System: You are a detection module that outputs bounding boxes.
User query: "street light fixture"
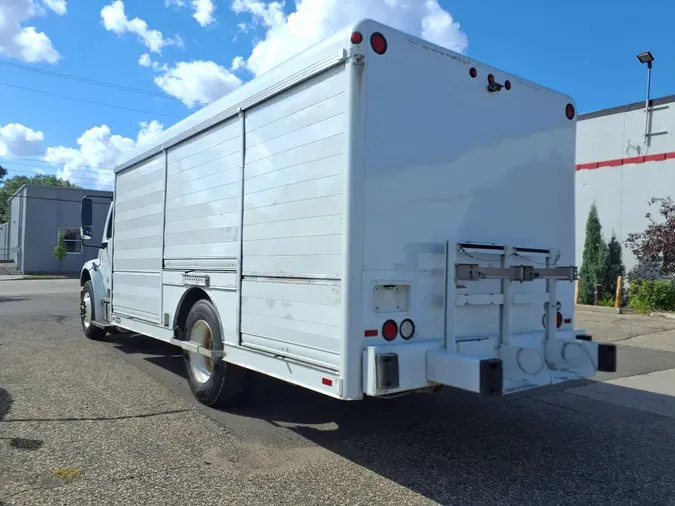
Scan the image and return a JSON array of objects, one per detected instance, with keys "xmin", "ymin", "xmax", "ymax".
[
  {"xmin": 637, "ymin": 51, "xmax": 654, "ymax": 67},
  {"xmin": 637, "ymin": 51, "xmax": 655, "ymax": 142}
]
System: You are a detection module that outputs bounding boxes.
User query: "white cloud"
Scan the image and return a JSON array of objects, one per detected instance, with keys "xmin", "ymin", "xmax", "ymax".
[
  {"xmin": 193, "ymin": 0, "xmax": 215, "ymax": 26},
  {"xmin": 43, "ymin": 121, "xmax": 164, "ymax": 189},
  {"xmin": 42, "ymin": 0, "xmax": 67, "ymax": 15},
  {"xmin": 101, "ymin": 0, "xmax": 183, "ymax": 53},
  {"xmin": 0, "ymin": 0, "xmax": 61, "ymax": 63},
  {"xmin": 138, "ymin": 52, "xmax": 169, "ymax": 71},
  {"xmin": 136, "ymin": 120, "xmax": 165, "ymax": 145},
  {"xmin": 166, "ymin": 0, "xmax": 216, "ymax": 27},
  {"xmin": 0, "ymin": 123, "xmax": 45, "ymax": 158},
  {"xmin": 138, "ymin": 53, "xmax": 152, "ymax": 67},
  {"xmin": 231, "ymin": 55, "xmax": 245, "ymax": 70},
  {"xmin": 154, "ymin": 60, "xmax": 242, "ymax": 108},
  {"xmin": 232, "ymin": 0, "xmax": 468, "ymax": 76}
]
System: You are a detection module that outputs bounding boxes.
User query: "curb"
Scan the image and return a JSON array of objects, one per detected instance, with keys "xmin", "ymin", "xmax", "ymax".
[
  {"xmin": 650, "ymin": 312, "xmax": 675, "ymax": 320},
  {"xmin": 0, "ymin": 275, "xmax": 77, "ymax": 282},
  {"xmin": 575, "ymin": 304, "xmax": 622, "ymax": 314}
]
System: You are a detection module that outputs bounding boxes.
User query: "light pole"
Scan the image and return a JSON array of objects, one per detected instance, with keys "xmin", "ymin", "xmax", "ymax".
[{"xmin": 637, "ymin": 51, "xmax": 655, "ymax": 143}]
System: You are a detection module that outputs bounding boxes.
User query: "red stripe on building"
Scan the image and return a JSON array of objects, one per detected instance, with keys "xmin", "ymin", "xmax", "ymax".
[{"xmin": 576, "ymin": 151, "xmax": 675, "ymax": 171}]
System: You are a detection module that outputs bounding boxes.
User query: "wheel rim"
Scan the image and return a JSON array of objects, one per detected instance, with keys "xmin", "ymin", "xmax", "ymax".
[
  {"xmin": 81, "ymin": 291, "xmax": 92, "ymax": 329},
  {"xmin": 189, "ymin": 319, "xmax": 214, "ymax": 384}
]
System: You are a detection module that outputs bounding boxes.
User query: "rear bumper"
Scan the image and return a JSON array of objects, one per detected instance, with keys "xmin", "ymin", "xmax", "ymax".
[{"xmin": 362, "ymin": 332, "xmax": 617, "ymax": 397}]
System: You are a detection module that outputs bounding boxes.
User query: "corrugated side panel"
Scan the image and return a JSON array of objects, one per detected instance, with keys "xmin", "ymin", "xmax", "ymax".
[
  {"xmin": 241, "ymin": 279, "xmax": 342, "ymax": 369},
  {"xmin": 240, "ymin": 64, "xmax": 347, "ymax": 370},
  {"xmin": 113, "ymin": 154, "xmax": 165, "ymax": 321},
  {"xmin": 164, "ymin": 117, "xmax": 241, "ymax": 262}
]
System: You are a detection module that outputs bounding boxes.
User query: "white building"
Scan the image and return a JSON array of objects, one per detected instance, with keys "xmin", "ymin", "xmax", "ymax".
[{"xmin": 575, "ymin": 94, "xmax": 675, "ymax": 274}]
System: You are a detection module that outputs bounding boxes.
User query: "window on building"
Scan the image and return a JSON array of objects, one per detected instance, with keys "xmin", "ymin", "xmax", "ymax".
[{"xmin": 57, "ymin": 227, "xmax": 82, "ymax": 254}]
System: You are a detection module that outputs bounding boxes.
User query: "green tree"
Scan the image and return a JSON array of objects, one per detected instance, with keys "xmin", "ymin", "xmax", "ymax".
[
  {"xmin": 602, "ymin": 232, "xmax": 625, "ymax": 296},
  {"xmin": 579, "ymin": 203, "xmax": 608, "ymax": 304},
  {"xmin": 0, "ymin": 164, "xmax": 6, "ymax": 182},
  {"xmin": 0, "ymin": 174, "xmax": 79, "ymax": 223},
  {"xmin": 54, "ymin": 233, "xmax": 68, "ymax": 272}
]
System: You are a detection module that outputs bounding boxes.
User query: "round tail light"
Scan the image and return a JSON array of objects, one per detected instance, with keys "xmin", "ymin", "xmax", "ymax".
[
  {"xmin": 469, "ymin": 67, "xmax": 477, "ymax": 78},
  {"xmin": 370, "ymin": 32, "xmax": 387, "ymax": 55},
  {"xmin": 382, "ymin": 319, "xmax": 398, "ymax": 341},
  {"xmin": 566, "ymin": 103, "xmax": 575, "ymax": 120},
  {"xmin": 351, "ymin": 31, "xmax": 363, "ymax": 44},
  {"xmin": 556, "ymin": 311, "xmax": 563, "ymax": 328},
  {"xmin": 400, "ymin": 319, "xmax": 415, "ymax": 340}
]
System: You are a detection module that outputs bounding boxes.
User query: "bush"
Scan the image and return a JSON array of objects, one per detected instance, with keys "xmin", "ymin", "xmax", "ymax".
[
  {"xmin": 626, "ymin": 262, "xmax": 662, "ymax": 282},
  {"xmin": 628, "ymin": 279, "xmax": 675, "ymax": 312},
  {"xmin": 625, "ymin": 196, "xmax": 675, "ymax": 277}
]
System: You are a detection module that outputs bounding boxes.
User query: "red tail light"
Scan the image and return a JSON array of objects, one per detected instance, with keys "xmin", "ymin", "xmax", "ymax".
[
  {"xmin": 556, "ymin": 311, "xmax": 563, "ymax": 328},
  {"xmin": 370, "ymin": 32, "xmax": 387, "ymax": 55},
  {"xmin": 351, "ymin": 31, "xmax": 363, "ymax": 44},
  {"xmin": 382, "ymin": 319, "xmax": 398, "ymax": 341}
]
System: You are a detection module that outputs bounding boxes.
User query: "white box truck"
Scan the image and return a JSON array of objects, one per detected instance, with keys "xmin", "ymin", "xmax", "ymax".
[{"xmin": 78, "ymin": 19, "xmax": 616, "ymax": 407}]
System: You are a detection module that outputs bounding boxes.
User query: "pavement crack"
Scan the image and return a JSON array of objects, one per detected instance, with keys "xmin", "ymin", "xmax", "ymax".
[
  {"xmin": 615, "ymin": 327, "xmax": 675, "ymax": 343},
  {"xmin": 533, "ymin": 397, "xmax": 582, "ymax": 413},
  {"xmin": 0, "ymin": 408, "xmax": 191, "ymax": 423}
]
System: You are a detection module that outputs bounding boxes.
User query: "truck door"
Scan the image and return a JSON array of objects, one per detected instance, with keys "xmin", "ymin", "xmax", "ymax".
[{"xmin": 100, "ymin": 203, "xmax": 113, "ymax": 295}]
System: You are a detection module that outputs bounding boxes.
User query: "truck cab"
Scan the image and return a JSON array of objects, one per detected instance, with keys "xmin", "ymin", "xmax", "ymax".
[{"xmin": 79, "ymin": 198, "xmax": 114, "ymax": 340}]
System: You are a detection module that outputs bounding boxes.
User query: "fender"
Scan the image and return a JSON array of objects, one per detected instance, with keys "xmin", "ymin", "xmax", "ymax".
[{"xmin": 80, "ymin": 259, "xmax": 108, "ymax": 321}]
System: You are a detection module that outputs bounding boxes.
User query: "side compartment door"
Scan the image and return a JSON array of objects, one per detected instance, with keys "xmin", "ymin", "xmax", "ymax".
[
  {"xmin": 239, "ymin": 63, "xmax": 348, "ymax": 371},
  {"xmin": 112, "ymin": 154, "xmax": 166, "ymax": 323}
]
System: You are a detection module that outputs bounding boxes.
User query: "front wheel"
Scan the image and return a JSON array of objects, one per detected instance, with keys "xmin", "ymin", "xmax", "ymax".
[
  {"xmin": 183, "ymin": 299, "xmax": 246, "ymax": 407},
  {"xmin": 80, "ymin": 281, "xmax": 106, "ymax": 341}
]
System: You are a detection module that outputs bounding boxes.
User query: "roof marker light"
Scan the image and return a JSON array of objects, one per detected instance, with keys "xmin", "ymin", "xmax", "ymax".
[
  {"xmin": 351, "ymin": 31, "xmax": 363, "ymax": 44},
  {"xmin": 566, "ymin": 103, "xmax": 575, "ymax": 120},
  {"xmin": 370, "ymin": 32, "xmax": 387, "ymax": 55},
  {"xmin": 469, "ymin": 67, "xmax": 477, "ymax": 78}
]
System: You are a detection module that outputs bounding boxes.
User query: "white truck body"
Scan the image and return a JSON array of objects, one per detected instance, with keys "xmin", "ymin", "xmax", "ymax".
[{"xmin": 79, "ymin": 19, "xmax": 616, "ymax": 404}]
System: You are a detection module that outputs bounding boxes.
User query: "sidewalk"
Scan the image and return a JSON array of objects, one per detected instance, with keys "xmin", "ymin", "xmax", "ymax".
[
  {"xmin": 0, "ymin": 274, "xmax": 78, "ymax": 281},
  {"xmin": 564, "ymin": 368, "xmax": 675, "ymax": 419}
]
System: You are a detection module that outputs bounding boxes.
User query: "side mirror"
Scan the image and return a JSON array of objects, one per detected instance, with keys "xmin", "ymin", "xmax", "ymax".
[
  {"xmin": 80, "ymin": 226, "xmax": 92, "ymax": 241},
  {"xmin": 81, "ymin": 197, "xmax": 93, "ymax": 227}
]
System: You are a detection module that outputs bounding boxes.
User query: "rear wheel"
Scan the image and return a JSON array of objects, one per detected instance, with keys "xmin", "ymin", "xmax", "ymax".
[
  {"xmin": 183, "ymin": 299, "xmax": 246, "ymax": 407},
  {"xmin": 80, "ymin": 281, "xmax": 106, "ymax": 341}
]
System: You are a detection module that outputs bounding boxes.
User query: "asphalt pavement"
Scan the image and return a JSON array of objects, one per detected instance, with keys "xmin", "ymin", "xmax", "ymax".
[{"xmin": 2, "ymin": 280, "xmax": 675, "ymax": 505}]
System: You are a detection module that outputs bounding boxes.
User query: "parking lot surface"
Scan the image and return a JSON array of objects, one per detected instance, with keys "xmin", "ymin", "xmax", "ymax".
[{"xmin": 2, "ymin": 279, "xmax": 675, "ymax": 505}]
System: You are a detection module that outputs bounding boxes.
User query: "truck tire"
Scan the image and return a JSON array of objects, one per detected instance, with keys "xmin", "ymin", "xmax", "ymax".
[
  {"xmin": 80, "ymin": 281, "xmax": 106, "ymax": 341},
  {"xmin": 183, "ymin": 299, "xmax": 246, "ymax": 407}
]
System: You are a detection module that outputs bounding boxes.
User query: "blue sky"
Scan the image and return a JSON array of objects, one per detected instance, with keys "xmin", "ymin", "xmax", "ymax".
[{"xmin": 0, "ymin": 0, "xmax": 673, "ymax": 190}]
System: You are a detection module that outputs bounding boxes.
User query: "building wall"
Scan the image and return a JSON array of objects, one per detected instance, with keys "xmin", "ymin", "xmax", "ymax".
[
  {"xmin": 7, "ymin": 186, "xmax": 26, "ymax": 269},
  {"xmin": 575, "ymin": 96, "xmax": 675, "ymax": 274},
  {"xmin": 0, "ymin": 223, "xmax": 7, "ymax": 258},
  {"xmin": 18, "ymin": 186, "xmax": 112, "ymax": 274}
]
